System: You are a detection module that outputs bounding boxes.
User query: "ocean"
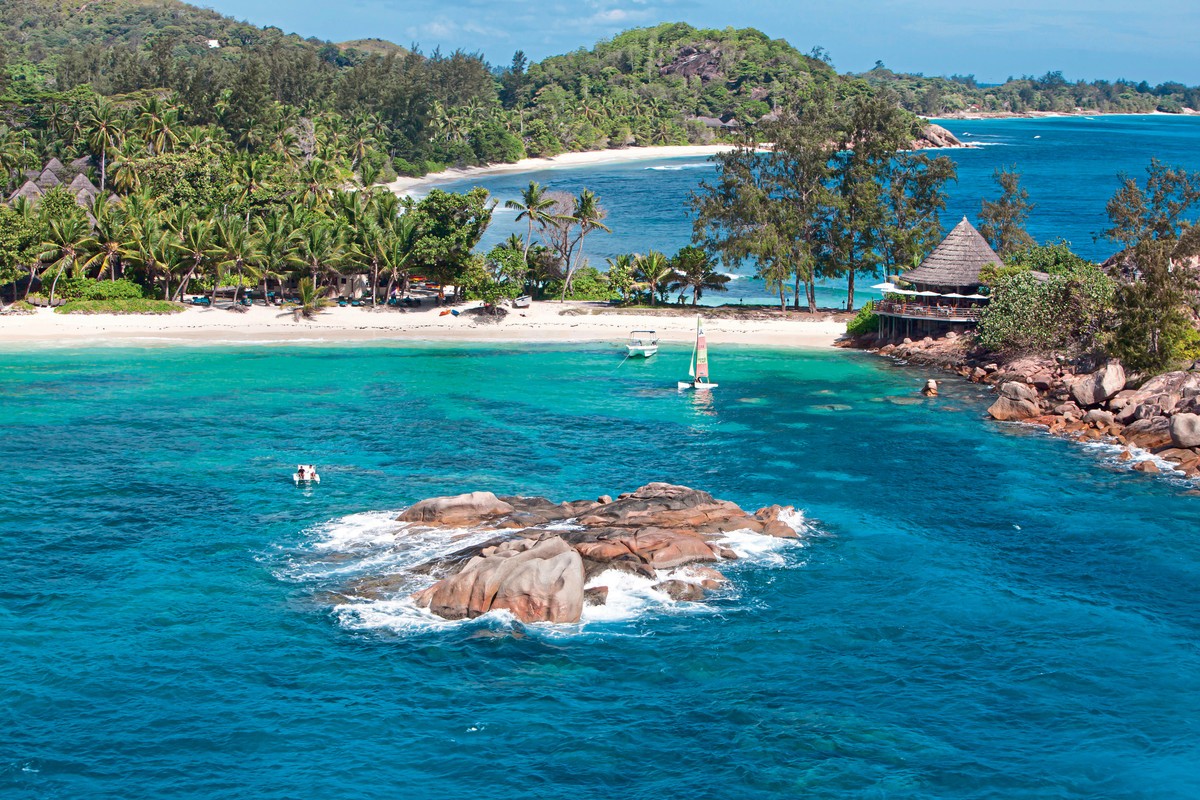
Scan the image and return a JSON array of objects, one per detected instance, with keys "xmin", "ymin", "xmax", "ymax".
[
  {"xmin": 3, "ymin": 342, "xmax": 1199, "ymax": 799},
  {"xmin": 439, "ymin": 115, "xmax": 1200, "ymax": 308}
]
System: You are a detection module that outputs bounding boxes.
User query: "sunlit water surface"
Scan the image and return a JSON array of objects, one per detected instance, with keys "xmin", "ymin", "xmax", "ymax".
[{"xmin": 3, "ymin": 343, "xmax": 1199, "ymax": 798}]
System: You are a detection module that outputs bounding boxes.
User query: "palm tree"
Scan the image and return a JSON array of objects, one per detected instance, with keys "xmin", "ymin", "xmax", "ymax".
[
  {"xmin": 108, "ymin": 139, "xmax": 144, "ymax": 194},
  {"xmin": 229, "ymin": 154, "xmax": 270, "ymax": 208},
  {"xmin": 38, "ymin": 216, "xmax": 94, "ymax": 305},
  {"xmin": 635, "ymin": 250, "xmax": 675, "ymax": 306},
  {"xmin": 561, "ymin": 189, "xmax": 610, "ymax": 301},
  {"xmin": 253, "ymin": 212, "xmax": 298, "ymax": 304},
  {"xmin": 172, "ymin": 218, "xmax": 218, "ymax": 300},
  {"xmin": 80, "ymin": 196, "xmax": 132, "ymax": 281},
  {"xmin": 504, "ymin": 181, "xmax": 555, "ymax": 264},
  {"xmin": 382, "ymin": 213, "xmax": 419, "ymax": 302},
  {"xmin": 137, "ymin": 96, "xmax": 180, "ymax": 155},
  {"xmin": 669, "ymin": 246, "xmax": 730, "ymax": 306},
  {"xmin": 85, "ymin": 99, "xmax": 122, "ymax": 192},
  {"xmin": 291, "ymin": 220, "xmax": 343, "ymax": 290},
  {"xmin": 214, "ymin": 218, "xmax": 263, "ymax": 306}
]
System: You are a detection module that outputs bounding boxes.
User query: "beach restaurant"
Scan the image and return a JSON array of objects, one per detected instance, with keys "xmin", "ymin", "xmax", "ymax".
[{"xmin": 874, "ymin": 217, "xmax": 1002, "ymax": 339}]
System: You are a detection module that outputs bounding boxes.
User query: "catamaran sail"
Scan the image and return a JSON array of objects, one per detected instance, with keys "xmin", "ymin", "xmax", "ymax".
[{"xmin": 679, "ymin": 316, "xmax": 718, "ymax": 390}]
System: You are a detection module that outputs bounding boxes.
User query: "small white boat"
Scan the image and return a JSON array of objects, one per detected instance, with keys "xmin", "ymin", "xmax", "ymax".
[
  {"xmin": 293, "ymin": 464, "xmax": 320, "ymax": 484},
  {"xmin": 627, "ymin": 330, "xmax": 659, "ymax": 358},
  {"xmin": 512, "ymin": 295, "xmax": 531, "ymax": 308},
  {"xmin": 678, "ymin": 316, "xmax": 718, "ymax": 390}
]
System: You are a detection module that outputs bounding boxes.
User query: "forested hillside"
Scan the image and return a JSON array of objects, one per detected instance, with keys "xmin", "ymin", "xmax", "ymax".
[{"xmin": 858, "ymin": 64, "xmax": 1200, "ymax": 116}]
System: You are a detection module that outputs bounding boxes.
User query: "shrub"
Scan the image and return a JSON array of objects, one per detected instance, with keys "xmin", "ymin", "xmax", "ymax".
[
  {"xmin": 846, "ymin": 300, "xmax": 879, "ymax": 335},
  {"xmin": 978, "ymin": 266, "xmax": 1114, "ymax": 354},
  {"xmin": 57, "ymin": 277, "xmax": 144, "ymax": 301},
  {"xmin": 55, "ymin": 299, "xmax": 185, "ymax": 315},
  {"xmin": 546, "ymin": 266, "xmax": 615, "ymax": 301}
]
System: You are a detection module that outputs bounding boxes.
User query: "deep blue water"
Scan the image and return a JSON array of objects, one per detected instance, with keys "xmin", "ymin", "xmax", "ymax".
[
  {"xmin": 440, "ymin": 115, "xmax": 1200, "ymax": 308},
  {"xmin": 3, "ymin": 343, "xmax": 1199, "ymax": 798}
]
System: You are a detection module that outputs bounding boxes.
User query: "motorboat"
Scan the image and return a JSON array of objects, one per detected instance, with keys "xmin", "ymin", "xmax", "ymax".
[
  {"xmin": 293, "ymin": 464, "xmax": 320, "ymax": 484},
  {"xmin": 627, "ymin": 330, "xmax": 659, "ymax": 357},
  {"xmin": 512, "ymin": 295, "xmax": 532, "ymax": 308}
]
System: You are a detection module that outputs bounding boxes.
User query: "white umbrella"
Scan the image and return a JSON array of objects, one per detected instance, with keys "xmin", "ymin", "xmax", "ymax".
[
  {"xmin": 871, "ymin": 282, "xmax": 897, "ymax": 291},
  {"xmin": 890, "ymin": 288, "xmax": 918, "ymax": 296},
  {"xmin": 965, "ymin": 293, "xmax": 989, "ymax": 300},
  {"xmin": 916, "ymin": 290, "xmax": 941, "ymax": 297},
  {"xmin": 941, "ymin": 292, "xmax": 967, "ymax": 299}
]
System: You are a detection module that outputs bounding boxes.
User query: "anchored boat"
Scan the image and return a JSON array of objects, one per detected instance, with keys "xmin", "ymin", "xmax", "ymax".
[
  {"xmin": 626, "ymin": 330, "xmax": 659, "ymax": 358},
  {"xmin": 677, "ymin": 316, "xmax": 718, "ymax": 390}
]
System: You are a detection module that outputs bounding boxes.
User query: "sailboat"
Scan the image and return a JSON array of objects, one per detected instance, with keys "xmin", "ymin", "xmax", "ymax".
[{"xmin": 678, "ymin": 315, "xmax": 718, "ymax": 390}]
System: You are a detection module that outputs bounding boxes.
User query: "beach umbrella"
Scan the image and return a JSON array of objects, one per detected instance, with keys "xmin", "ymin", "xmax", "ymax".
[
  {"xmin": 941, "ymin": 292, "xmax": 968, "ymax": 298},
  {"xmin": 890, "ymin": 288, "xmax": 918, "ymax": 296},
  {"xmin": 964, "ymin": 293, "xmax": 989, "ymax": 300},
  {"xmin": 871, "ymin": 282, "xmax": 897, "ymax": 291},
  {"xmin": 916, "ymin": 290, "xmax": 941, "ymax": 297}
]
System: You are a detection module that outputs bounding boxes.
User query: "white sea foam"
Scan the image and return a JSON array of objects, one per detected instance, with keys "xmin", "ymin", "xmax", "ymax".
[
  {"xmin": 645, "ymin": 162, "xmax": 709, "ymax": 171},
  {"xmin": 281, "ymin": 505, "xmax": 812, "ymax": 636},
  {"xmin": 1080, "ymin": 439, "xmax": 1190, "ymax": 481}
]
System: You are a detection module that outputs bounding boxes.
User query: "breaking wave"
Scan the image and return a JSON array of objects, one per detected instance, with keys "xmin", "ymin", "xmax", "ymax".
[{"xmin": 276, "ymin": 506, "xmax": 814, "ymax": 637}]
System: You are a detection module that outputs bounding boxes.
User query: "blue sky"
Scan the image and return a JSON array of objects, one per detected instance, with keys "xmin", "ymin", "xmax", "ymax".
[{"xmin": 200, "ymin": 0, "xmax": 1200, "ymax": 84}]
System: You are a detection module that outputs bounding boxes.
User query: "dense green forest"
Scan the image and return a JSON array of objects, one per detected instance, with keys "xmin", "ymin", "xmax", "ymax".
[{"xmin": 858, "ymin": 63, "xmax": 1200, "ymax": 116}]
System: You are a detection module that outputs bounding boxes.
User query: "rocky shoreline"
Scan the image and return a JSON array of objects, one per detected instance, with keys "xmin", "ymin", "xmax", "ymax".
[
  {"xmin": 843, "ymin": 332, "xmax": 1200, "ymax": 481},
  {"xmin": 345, "ymin": 483, "xmax": 803, "ymax": 624}
]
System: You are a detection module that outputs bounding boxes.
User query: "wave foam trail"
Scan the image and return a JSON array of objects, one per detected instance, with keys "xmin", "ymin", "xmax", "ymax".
[{"xmin": 645, "ymin": 162, "xmax": 708, "ymax": 171}]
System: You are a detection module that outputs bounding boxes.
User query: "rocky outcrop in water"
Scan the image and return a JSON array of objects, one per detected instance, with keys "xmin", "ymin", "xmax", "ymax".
[{"xmin": 393, "ymin": 483, "xmax": 801, "ymax": 624}]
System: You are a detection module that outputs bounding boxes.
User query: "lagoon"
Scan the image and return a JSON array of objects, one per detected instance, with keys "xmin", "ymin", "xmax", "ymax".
[{"xmin": 3, "ymin": 342, "xmax": 1199, "ymax": 798}]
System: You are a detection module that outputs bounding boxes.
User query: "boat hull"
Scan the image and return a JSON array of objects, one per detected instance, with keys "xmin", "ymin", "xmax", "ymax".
[
  {"xmin": 293, "ymin": 475, "xmax": 321, "ymax": 484},
  {"xmin": 627, "ymin": 345, "xmax": 658, "ymax": 358},
  {"xmin": 677, "ymin": 381, "xmax": 718, "ymax": 390}
]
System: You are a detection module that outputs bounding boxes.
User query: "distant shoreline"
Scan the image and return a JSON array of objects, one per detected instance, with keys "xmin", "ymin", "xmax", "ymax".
[
  {"xmin": 932, "ymin": 109, "xmax": 1200, "ymax": 121},
  {"xmin": 384, "ymin": 145, "xmax": 736, "ymax": 197}
]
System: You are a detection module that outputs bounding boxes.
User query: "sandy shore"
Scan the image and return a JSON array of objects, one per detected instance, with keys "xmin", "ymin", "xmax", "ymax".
[
  {"xmin": 384, "ymin": 145, "xmax": 735, "ymax": 197},
  {"xmin": 0, "ymin": 301, "xmax": 847, "ymax": 349}
]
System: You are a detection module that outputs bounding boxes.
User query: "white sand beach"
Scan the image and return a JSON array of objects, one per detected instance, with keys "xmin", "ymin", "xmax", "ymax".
[
  {"xmin": 384, "ymin": 145, "xmax": 737, "ymax": 197},
  {"xmin": 0, "ymin": 301, "xmax": 847, "ymax": 349}
]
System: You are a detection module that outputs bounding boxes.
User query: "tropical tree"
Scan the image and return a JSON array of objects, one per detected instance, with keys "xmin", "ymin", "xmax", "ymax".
[
  {"xmin": 504, "ymin": 181, "xmax": 557, "ymax": 264},
  {"xmin": 979, "ymin": 167, "xmax": 1036, "ymax": 256},
  {"xmin": 563, "ymin": 188, "xmax": 610, "ymax": 300},
  {"xmin": 172, "ymin": 217, "xmax": 218, "ymax": 300},
  {"xmin": 80, "ymin": 196, "xmax": 132, "ymax": 281},
  {"xmin": 214, "ymin": 218, "xmax": 263, "ymax": 305},
  {"xmin": 38, "ymin": 216, "xmax": 94, "ymax": 305},
  {"xmin": 635, "ymin": 250, "xmax": 675, "ymax": 305},
  {"xmin": 85, "ymin": 99, "xmax": 122, "ymax": 193},
  {"xmin": 669, "ymin": 246, "xmax": 730, "ymax": 305},
  {"xmin": 291, "ymin": 220, "xmax": 343, "ymax": 289}
]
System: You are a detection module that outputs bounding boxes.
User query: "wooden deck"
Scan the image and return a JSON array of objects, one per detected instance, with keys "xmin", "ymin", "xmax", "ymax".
[{"xmin": 874, "ymin": 300, "xmax": 983, "ymax": 323}]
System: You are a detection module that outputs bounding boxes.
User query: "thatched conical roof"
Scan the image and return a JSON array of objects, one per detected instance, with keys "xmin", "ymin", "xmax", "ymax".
[
  {"xmin": 36, "ymin": 168, "xmax": 62, "ymax": 189},
  {"xmin": 69, "ymin": 173, "xmax": 99, "ymax": 196},
  {"xmin": 9, "ymin": 180, "xmax": 44, "ymax": 204},
  {"xmin": 44, "ymin": 157, "xmax": 68, "ymax": 177},
  {"xmin": 902, "ymin": 217, "xmax": 1003, "ymax": 289}
]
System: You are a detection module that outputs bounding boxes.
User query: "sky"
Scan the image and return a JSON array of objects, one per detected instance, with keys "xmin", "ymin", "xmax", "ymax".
[{"xmin": 198, "ymin": 0, "xmax": 1200, "ymax": 84}]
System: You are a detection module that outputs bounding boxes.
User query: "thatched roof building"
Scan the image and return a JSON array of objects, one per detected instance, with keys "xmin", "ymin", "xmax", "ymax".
[
  {"xmin": 43, "ymin": 157, "xmax": 68, "ymax": 177},
  {"xmin": 36, "ymin": 168, "xmax": 62, "ymax": 189},
  {"xmin": 68, "ymin": 173, "xmax": 100, "ymax": 197},
  {"xmin": 8, "ymin": 180, "xmax": 44, "ymax": 204},
  {"xmin": 901, "ymin": 217, "xmax": 1003, "ymax": 291}
]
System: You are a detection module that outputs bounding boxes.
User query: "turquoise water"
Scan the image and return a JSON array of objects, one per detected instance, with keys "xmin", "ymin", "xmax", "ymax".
[
  {"xmin": 443, "ymin": 115, "xmax": 1200, "ymax": 308},
  {"xmin": 4, "ymin": 343, "xmax": 1200, "ymax": 798}
]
